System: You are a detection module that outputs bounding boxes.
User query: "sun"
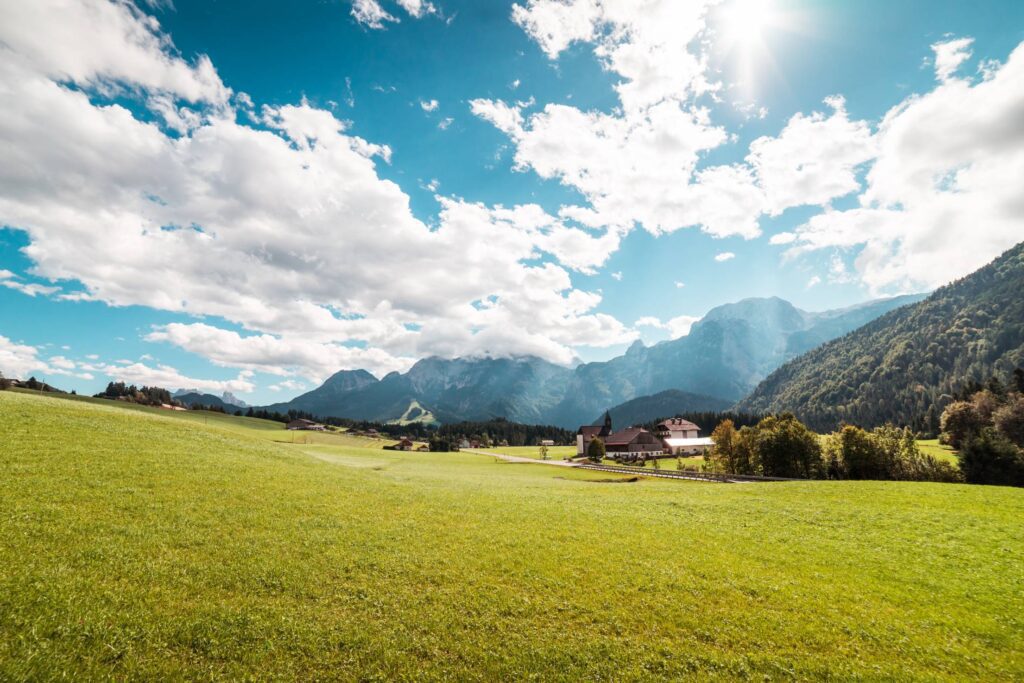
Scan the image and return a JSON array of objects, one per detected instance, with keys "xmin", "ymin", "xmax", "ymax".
[{"xmin": 712, "ymin": 0, "xmax": 802, "ymax": 97}]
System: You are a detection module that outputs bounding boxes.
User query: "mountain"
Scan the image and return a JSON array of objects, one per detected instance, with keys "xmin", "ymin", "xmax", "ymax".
[
  {"xmin": 264, "ymin": 294, "xmax": 923, "ymax": 428},
  {"xmin": 598, "ymin": 390, "xmax": 733, "ymax": 428},
  {"xmin": 543, "ymin": 293, "xmax": 925, "ymax": 427},
  {"xmin": 174, "ymin": 388, "xmax": 248, "ymax": 408},
  {"xmin": 738, "ymin": 242, "xmax": 1024, "ymax": 433},
  {"xmin": 175, "ymin": 392, "xmax": 242, "ymax": 412},
  {"xmin": 265, "ymin": 358, "xmax": 572, "ymax": 424}
]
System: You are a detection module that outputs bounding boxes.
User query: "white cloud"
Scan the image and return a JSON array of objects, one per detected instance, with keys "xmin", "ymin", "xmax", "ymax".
[
  {"xmin": 610, "ymin": 271, "xmax": 622, "ymax": 281},
  {"xmin": 0, "ymin": 335, "xmax": 47, "ymax": 378},
  {"xmin": 0, "ymin": 271, "xmax": 61, "ymax": 297},
  {"xmin": 747, "ymin": 96, "xmax": 875, "ymax": 215},
  {"xmin": 674, "ymin": 281, "xmax": 685, "ymax": 288},
  {"xmin": 714, "ymin": 252, "xmax": 735, "ymax": 262},
  {"xmin": 783, "ymin": 42, "xmax": 1024, "ymax": 293},
  {"xmin": 101, "ymin": 361, "xmax": 255, "ymax": 394},
  {"xmin": 635, "ymin": 314, "xmax": 701, "ymax": 339},
  {"xmin": 396, "ymin": 0, "xmax": 436, "ymax": 19},
  {"xmin": 351, "ymin": 0, "xmax": 397, "ymax": 29},
  {"xmin": 437, "ymin": 117, "xmax": 453, "ymax": 130},
  {"xmin": 420, "ymin": 98, "xmax": 439, "ymax": 112},
  {"xmin": 146, "ymin": 322, "xmax": 414, "ymax": 383},
  {"xmin": 806, "ymin": 275, "xmax": 821, "ymax": 289},
  {"xmin": 0, "ymin": 1, "xmax": 634, "ymax": 379},
  {"xmin": 932, "ymin": 36, "xmax": 973, "ymax": 83}
]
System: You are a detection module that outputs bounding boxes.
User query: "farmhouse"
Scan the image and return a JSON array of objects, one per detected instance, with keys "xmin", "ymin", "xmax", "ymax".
[
  {"xmin": 286, "ymin": 418, "xmax": 326, "ymax": 431},
  {"xmin": 603, "ymin": 427, "xmax": 666, "ymax": 458},
  {"xmin": 576, "ymin": 411, "xmax": 613, "ymax": 456},
  {"xmin": 386, "ymin": 438, "xmax": 415, "ymax": 451},
  {"xmin": 655, "ymin": 418, "xmax": 712, "ymax": 455}
]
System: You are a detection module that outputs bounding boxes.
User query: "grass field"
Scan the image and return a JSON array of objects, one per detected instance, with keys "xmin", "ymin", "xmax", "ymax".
[
  {"xmin": 918, "ymin": 438, "xmax": 960, "ymax": 465},
  {"xmin": 1, "ymin": 390, "xmax": 1022, "ymax": 680},
  {"xmin": 477, "ymin": 444, "xmax": 577, "ymax": 459}
]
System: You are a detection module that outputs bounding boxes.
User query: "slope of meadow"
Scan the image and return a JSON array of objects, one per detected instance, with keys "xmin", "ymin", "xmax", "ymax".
[{"xmin": 1, "ymin": 391, "xmax": 1021, "ymax": 680}]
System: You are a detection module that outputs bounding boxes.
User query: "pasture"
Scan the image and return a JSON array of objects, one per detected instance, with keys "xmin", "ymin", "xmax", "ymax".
[{"xmin": 1, "ymin": 390, "xmax": 1021, "ymax": 680}]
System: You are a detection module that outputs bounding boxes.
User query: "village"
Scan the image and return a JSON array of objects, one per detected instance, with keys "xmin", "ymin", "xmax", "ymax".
[{"xmin": 576, "ymin": 414, "xmax": 714, "ymax": 464}]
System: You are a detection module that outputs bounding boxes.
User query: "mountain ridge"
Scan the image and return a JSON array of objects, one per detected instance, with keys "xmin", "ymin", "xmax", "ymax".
[
  {"xmin": 737, "ymin": 242, "xmax": 1024, "ymax": 432},
  {"xmin": 264, "ymin": 293, "xmax": 925, "ymax": 428}
]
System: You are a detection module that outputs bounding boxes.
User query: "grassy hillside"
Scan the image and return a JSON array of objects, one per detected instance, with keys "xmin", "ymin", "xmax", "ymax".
[
  {"xmin": 1, "ymin": 391, "xmax": 1022, "ymax": 680},
  {"xmin": 738, "ymin": 242, "xmax": 1024, "ymax": 433}
]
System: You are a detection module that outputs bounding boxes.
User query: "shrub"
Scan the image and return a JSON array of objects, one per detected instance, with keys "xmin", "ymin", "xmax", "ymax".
[
  {"xmin": 959, "ymin": 428, "xmax": 1024, "ymax": 487},
  {"xmin": 586, "ymin": 437, "xmax": 605, "ymax": 463}
]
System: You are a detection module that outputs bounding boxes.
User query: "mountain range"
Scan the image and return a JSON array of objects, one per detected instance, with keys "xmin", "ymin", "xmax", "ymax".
[
  {"xmin": 264, "ymin": 293, "xmax": 924, "ymax": 428},
  {"xmin": 739, "ymin": 242, "xmax": 1024, "ymax": 433},
  {"xmin": 174, "ymin": 390, "xmax": 248, "ymax": 411}
]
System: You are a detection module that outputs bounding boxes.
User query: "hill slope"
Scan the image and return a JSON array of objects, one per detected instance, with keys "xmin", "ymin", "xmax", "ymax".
[
  {"xmin": 738, "ymin": 242, "xmax": 1024, "ymax": 432},
  {"xmin": 267, "ymin": 295, "xmax": 922, "ymax": 427},
  {"xmin": 1, "ymin": 390, "xmax": 1022, "ymax": 680},
  {"xmin": 599, "ymin": 389, "xmax": 733, "ymax": 428}
]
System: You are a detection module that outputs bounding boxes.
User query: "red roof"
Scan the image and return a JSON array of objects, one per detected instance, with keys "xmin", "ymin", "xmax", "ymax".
[
  {"xmin": 604, "ymin": 427, "xmax": 659, "ymax": 446},
  {"xmin": 656, "ymin": 418, "xmax": 700, "ymax": 432}
]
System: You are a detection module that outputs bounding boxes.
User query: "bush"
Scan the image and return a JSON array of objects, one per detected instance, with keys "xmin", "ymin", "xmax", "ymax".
[
  {"xmin": 586, "ymin": 437, "xmax": 605, "ymax": 463},
  {"xmin": 940, "ymin": 401, "xmax": 984, "ymax": 449},
  {"xmin": 959, "ymin": 428, "xmax": 1024, "ymax": 487},
  {"xmin": 753, "ymin": 413, "xmax": 822, "ymax": 478},
  {"xmin": 993, "ymin": 396, "xmax": 1024, "ymax": 447}
]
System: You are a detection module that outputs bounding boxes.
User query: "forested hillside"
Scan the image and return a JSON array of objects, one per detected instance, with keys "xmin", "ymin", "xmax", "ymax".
[{"xmin": 738, "ymin": 242, "xmax": 1024, "ymax": 433}]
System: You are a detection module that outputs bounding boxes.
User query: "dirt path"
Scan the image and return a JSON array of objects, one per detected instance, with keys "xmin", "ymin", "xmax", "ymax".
[{"xmin": 460, "ymin": 449, "xmax": 578, "ymax": 467}]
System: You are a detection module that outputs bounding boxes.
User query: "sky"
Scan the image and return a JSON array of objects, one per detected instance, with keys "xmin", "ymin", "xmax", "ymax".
[{"xmin": 0, "ymin": 0, "xmax": 1022, "ymax": 404}]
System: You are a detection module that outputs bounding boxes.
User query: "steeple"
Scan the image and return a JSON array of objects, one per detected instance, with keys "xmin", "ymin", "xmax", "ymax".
[{"xmin": 602, "ymin": 410, "xmax": 612, "ymax": 435}]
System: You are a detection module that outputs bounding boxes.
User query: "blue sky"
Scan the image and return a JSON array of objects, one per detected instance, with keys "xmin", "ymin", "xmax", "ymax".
[{"xmin": 1, "ymin": 0, "xmax": 1022, "ymax": 403}]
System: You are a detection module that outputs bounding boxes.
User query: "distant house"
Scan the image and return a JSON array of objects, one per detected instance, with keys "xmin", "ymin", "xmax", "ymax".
[
  {"xmin": 415, "ymin": 445, "xmax": 429, "ymax": 452},
  {"xmin": 604, "ymin": 427, "xmax": 665, "ymax": 459},
  {"xmin": 539, "ymin": 439, "xmax": 555, "ymax": 447},
  {"xmin": 386, "ymin": 438, "xmax": 415, "ymax": 451},
  {"xmin": 655, "ymin": 418, "xmax": 710, "ymax": 455},
  {"xmin": 576, "ymin": 411, "xmax": 613, "ymax": 456},
  {"xmin": 366, "ymin": 428, "xmax": 380, "ymax": 437},
  {"xmin": 286, "ymin": 418, "xmax": 326, "ymax": 431},
  {"xmin": 662, "ymin": 436, "xmax": 714, "ymax": 456}
]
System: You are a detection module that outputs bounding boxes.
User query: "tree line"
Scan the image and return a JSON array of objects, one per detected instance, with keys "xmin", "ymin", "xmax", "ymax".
[
  {"xmin": 939, "ymin": 374, "xmax": 1024, "ymax": 486},
  {"xmin": 708, "ymin": 414, "xmax": 960, "ymax": 482}
]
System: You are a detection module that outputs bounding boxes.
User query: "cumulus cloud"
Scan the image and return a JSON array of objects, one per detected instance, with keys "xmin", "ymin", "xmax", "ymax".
[
  {"xmin": 100, "ymin": 361, "xmax": 255, "ymax": 394},
  {"xmin": 351, "ymin": 0, "xmax": 397, "ymax": 29},
  {"xmin": 0, "ymin": 336, "xmax": 92, "ymax": 380},
  {"xmin": 932, "ymin": 36, "xmax": 974, "ymax": 82},
  {"xmin": 0, "ymin": 0, "xmax": 640, "ymax": 384},
  {"xmin": 747, "ymin": 96, "xmax": 875, "ymax": 215},
  {"xmin": 420, "ymin": 98, "xmax": 439, "ymax": 112},
  {"xmin": 0, "ymin": 271, "xmax": 61, "ymax": 297},
  {"xmin": 635, "ymin": 314, "xmax": 701, "ymax": 339},
  {"xmin": 783, "ymin": 42, "xmax": 1024, "ymax": 293},
  {"xmin": 714, "ymin": 252, "xmax": 735, "ymax": 262}
]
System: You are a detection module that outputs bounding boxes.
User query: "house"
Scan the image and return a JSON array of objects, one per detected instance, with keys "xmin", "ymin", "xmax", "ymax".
[
  {"xmin": 655, "ymin": 418, "xmax": 709, "ymax": 455},
  {"xmin": 604, "ymin": 427, "xmax": 666, "ymax": 460},
  {"xmin": 387, "ymin": 438, "xmax": 415, "ymax": 451},
  {"xmin": 286, "ymin": 418, "xmax": 326, "ymax": 431},
  {"xmin": 576, "ymin": 411, "xmax": 613, "ymax": 456},
  {"xmin": 366, "ymin": 428, "xmax": 380, "ymax": 437},
  {"xmin": 539, "ymin": 439, "xmax": 555, "ymax": 447},
  {"xmin": 662, "ymin": 436, "xmax": 715, "ymax": 456}
]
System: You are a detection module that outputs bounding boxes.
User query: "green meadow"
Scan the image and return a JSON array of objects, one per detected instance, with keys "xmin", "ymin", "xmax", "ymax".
[{"xmin": 1, "ymin": 391, "xmax": 1022, "ymax": 680}]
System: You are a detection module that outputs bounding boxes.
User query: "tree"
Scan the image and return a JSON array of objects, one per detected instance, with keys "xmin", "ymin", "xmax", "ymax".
[
  {"xmin": 837, "ymin": 425, "xmax": 882, "ymax": 479},
  {"xmin": 971, "ymin": 389, "xmax": 1001, "ymax": 423},
  {"xmin": 708, "ymin": 419, "xmax": 737, "ymax": 473},
  {"xmin": 753, "ymin": 413, "xmax": 822, "ymax": 478},
  {"xmin": 0, "ymin": 372, "xmax": 10, "ymax": 390},
  {"xmin": 940, "ymin": 401, "xmax": 984, "ymax": 449},
  {"xmin": 539, "ymin": 444, "xmax": 549, "ymax": 460},
  {"xmin": 586, "ymin": 437, "xmax": 605, "ymax": 463},
  {"xmin": 1014, "ymin": 367, "xmax": 1024, "ymax": 394},
  {"xmin": 959, "ymin": 429, "xmax": 1024, "ymax": 487},
  {"xmin": 993, "ymin": 396, "xmax": 1024, "ymax": 447}
]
